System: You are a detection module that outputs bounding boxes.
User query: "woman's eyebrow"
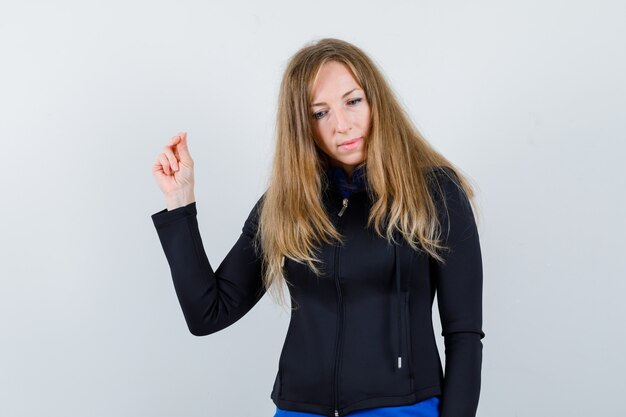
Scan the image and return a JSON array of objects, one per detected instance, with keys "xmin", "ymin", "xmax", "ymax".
[{"xmin": 311, "ymin": 88, "xmax": 360, "ymax": 107}]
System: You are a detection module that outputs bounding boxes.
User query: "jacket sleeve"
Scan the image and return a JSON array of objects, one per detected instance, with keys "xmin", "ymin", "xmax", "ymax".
[
  {"xmin": 150, "ymin": 194, "xmax": 266, "ymax": 336},
  {"xmin": 428, "ymin": 167, "xmax": 485, "ymax": 417}
]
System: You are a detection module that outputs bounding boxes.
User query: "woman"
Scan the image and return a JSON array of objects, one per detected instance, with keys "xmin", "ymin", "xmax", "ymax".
[{"xmin": 151, "ymin": 38, "xmax": 485, "ymax": 417}]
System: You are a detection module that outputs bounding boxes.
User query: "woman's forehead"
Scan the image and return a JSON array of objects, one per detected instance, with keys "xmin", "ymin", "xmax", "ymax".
[{"xmin": 310, "ymin": 61, "xmax": 362, "ymax": 104}]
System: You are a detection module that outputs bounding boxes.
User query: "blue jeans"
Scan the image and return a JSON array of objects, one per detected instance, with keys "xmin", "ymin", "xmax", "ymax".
[{"xmin": 274, "ymin": 396, "xmax": 441, "ymax": 417}]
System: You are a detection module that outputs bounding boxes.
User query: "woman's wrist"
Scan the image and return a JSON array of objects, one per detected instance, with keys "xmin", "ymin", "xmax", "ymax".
[{"xmin": 165, "ymin": 189, "xmax": 196, "ymax": 211}]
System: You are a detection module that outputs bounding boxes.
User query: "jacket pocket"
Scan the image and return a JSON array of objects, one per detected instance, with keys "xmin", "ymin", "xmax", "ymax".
[{"xmin": 340, "ymin": 296, "xmax": 414, "ymax": 407}]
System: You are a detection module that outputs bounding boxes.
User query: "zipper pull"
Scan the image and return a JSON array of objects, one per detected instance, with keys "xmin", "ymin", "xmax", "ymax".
[{"xmin": 338, "ymin": 198, "xmax": 349, "ymax": 217}]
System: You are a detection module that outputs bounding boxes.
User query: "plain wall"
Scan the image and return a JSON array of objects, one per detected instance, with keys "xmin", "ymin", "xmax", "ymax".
[{"xmin": 1, "ymin": 0, "xmax": 624, "ymax": 416}]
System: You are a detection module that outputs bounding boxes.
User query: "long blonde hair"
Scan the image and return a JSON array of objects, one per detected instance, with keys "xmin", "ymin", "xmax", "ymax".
[{"xmin": 253, "ymin": 38, "xmax": 480, "ymax": 309}]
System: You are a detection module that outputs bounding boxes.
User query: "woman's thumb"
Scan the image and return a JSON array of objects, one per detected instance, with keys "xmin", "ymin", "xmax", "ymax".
[{"xmin": 177, "ymin": 132, "xmax": 193, "ymax": 163}]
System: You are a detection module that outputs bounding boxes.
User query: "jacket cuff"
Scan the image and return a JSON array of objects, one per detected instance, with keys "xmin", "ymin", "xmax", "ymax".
[{"xmin": 151, "ymin": 201, "xmax": 197, "ymax": 229}]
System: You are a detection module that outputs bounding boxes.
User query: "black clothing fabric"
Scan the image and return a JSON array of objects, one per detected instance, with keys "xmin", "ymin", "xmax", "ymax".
[
  {"xmin": 325, "ymin": 162, "xmax": 367, "ymax": 198},
  {"xmin": 151, "ymin": 165, "xmax": 485, "ymax": 417}
]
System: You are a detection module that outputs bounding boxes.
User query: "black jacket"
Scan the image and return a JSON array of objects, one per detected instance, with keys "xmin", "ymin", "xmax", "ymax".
[{"xmin": 151, "ymin": 165, "xmax": 485, "ymax": 417}]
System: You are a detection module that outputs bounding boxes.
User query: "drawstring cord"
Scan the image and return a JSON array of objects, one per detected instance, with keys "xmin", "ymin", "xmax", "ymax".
[{"xmin": 394, "ymin": 229, "xmax": 406, "ymax": 369}]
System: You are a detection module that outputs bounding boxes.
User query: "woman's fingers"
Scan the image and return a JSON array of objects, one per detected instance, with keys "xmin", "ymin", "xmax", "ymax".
[
  {"xmin": 152, "ymin": 156, "xmax": 166, "ymax": 176},
  {"xmin": 162, "ymin": 145, "xmax": 179, "ymax": 172},
  {"xmin": 153, "ymin": 132, "xmax": 190, "ymax": 178},
  {"xmin": 170, "ymin": 134, "xmax": 182, "ymax": 146},
  {"xmin": 158, "ymin": 153, "xmax": 172, "ymax": 175}
]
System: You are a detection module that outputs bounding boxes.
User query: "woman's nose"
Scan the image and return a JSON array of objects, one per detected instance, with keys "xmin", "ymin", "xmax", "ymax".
[{"xmin": 334, "ymin": 107, "xmax": 351, "ymax": 133}]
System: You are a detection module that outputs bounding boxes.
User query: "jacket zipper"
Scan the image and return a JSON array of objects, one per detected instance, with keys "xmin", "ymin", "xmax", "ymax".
[{"xmin": 333, "ymin": 196, "xmax": 349, "ymax": 417}]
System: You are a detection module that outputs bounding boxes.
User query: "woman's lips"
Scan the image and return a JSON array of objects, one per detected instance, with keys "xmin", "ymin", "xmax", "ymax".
[{"xmin": 339, "ymin": 137, "xmax": 362, "ymax": 151}]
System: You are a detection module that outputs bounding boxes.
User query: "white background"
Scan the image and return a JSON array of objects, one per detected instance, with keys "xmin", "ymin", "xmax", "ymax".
[{"xmin": 1, "ymin": 1, "xmax": 624, "ymax": 416}]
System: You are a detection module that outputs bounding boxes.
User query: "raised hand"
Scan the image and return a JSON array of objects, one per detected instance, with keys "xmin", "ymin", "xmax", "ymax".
[{"xmin": 152, "ymin": 132, "xmax": 196, "ymax": 210}]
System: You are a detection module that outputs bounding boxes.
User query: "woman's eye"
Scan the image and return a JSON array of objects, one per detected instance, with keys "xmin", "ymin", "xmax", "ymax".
[
  {"xmin": 313, "ymin": 111, "xmax": 326, "ymax": 120},
  {"xmin": 313, "ymin": 98, "xmax": 361, "ymax": 120}
]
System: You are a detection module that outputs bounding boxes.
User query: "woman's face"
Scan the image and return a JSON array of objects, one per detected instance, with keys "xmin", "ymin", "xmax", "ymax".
[{"xmin": 310, "ymin": 61, "xmax": 371, "ymax": 177}]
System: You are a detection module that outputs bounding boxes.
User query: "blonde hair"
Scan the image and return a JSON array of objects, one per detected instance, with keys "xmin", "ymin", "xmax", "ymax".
[{"xmin": 253, "ymin": 38, "xmax": 480, "ymax": 309}]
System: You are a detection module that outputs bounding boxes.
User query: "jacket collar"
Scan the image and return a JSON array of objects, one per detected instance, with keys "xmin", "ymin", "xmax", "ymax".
[{"xmin": 324, "ymin": 163, "xmax": 367, "ymax": 199}]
